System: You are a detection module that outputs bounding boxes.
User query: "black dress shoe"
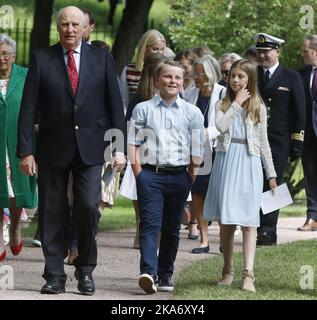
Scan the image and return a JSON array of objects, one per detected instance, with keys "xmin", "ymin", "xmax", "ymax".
[
  {"xmin": 74, "ymin": 270, "xmax": 95, "ymax": 296},
  {"xmin": 41, "ymin": 277, "xmax": 65, "ymax": 294},
  {"xmin": 191, "ymin": 245, "xmax": 209, "ymax": 254}
]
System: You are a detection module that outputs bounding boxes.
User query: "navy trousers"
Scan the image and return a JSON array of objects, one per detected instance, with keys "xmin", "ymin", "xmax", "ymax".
[
  {"xmin": 302, "ymin": 139, "xmax": 317, "ymax": 221},
  {"xmin": 136, "ymin": 169, "xmax": 192, "ymax": 279}
]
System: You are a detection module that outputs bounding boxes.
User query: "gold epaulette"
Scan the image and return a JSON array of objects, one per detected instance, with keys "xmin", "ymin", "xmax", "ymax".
[{"xmin": 291, "ymin": 130, "xmax": 304, "ymax": 141}]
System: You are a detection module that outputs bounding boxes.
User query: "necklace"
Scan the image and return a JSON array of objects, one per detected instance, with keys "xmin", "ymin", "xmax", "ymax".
[{"xmin": 196, "ymin": 92, "xmax": 212, "ymax": 128}]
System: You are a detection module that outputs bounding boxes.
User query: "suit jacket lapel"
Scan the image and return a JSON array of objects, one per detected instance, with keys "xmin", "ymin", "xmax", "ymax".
[
  {"xmin": 52, "ymin": 43, "xmax": 74, "ymax": 99},
  {"xmin": 0, "ymin": 85, "xmax": 5, "ymax": 103},
  {"xmin": 75, "ymin": 42, "xmax": 89, "ymax": 100},
  {"xmin": 258, "ymin": 67, "xmax": 265, "ymax": 93},
  {"xmin": 305, "ymin": 66, "xmax": 313, "ymax": 99},
  {"xmin": 5, "ymin": 63, "xmax": 18, "ymax": 100}
]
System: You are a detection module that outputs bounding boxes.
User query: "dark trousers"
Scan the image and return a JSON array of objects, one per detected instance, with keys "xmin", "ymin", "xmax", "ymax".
[
  {"xmin": 38, "ymin": 158, "xmax": 102, "ymax": 281},
  {"xmin": 136, "ymin": 169, "xmax": 192, "ymax": 279},
  {"xmin": 258, "ymin": 153, "xmax": 288, "ymax": 243},
  {"xmin": 67, "ymin": 205, "xmax": 78, "ymax": 250},
  {"xmin": 302, "ymin": 140, "xmax": 317, "ymax": 221}
]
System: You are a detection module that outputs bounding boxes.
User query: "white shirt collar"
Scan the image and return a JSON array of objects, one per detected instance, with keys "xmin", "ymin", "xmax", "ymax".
[
  {"xmin": 62, "ymin": 42, "xmax": 82, "ymax": 54},
  {"xmin": 264, "ymin": 62, "xmax": 279, "ymax": 76}
]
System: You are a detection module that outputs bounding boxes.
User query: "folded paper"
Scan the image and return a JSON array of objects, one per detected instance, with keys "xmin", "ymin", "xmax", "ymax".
[{"xmin": 261, "ymin": 183, "xmax": 293, "ymax": 215}]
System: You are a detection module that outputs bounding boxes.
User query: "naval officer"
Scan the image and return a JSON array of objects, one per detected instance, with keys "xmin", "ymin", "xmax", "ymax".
[{"xmin": 255, "ymin": 33, "xmax": 306, "ymax": 245}]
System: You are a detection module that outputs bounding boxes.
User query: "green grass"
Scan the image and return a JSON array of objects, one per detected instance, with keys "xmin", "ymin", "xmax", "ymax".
[
  {"xmin": 99, "ymin": 195, "xmax": 135, "ymax": 231},
  {"xmin": 280, "ymin": 201, "xmax": 306, "ymax": 217},
  {"xmin": 172, "ymin": 239, "xmax": 317, "ymax": 300},
  {"xmin": 21, "ymin": 220, "xmax": 37, "ymax": 238}
]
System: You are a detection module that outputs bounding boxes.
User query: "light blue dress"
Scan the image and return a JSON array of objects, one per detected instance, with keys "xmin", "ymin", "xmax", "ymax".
[{"xmin": 203, "ymin": 109, "xmax": 263, "ymax": 227}]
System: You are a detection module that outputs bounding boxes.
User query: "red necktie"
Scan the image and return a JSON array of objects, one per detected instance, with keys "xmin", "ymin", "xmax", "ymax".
[
  {"xmin": 67, "ymin": 50, "xmax": 78, "ymax": 95},
  {"xmin": 312, "ymin": 68, "xmax": 317, "ymax": 98}
]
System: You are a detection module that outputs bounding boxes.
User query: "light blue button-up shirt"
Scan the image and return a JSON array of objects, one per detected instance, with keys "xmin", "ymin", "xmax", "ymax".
[{"xmin": 128, "ymin": 95, "xmax": 205, "ymax": 166}]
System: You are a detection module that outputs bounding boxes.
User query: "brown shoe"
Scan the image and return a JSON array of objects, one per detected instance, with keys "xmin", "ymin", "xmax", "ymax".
[
  {"xmin": 67, "ymin": 248, "xmax": 78, "ymax": 265},
  {"xmin": 297, "ymin": 219, "xmax": 317, "ymax": 231}
]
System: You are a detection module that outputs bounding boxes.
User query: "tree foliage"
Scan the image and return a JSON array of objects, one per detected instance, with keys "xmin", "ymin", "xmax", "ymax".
[
  {"xmin": 110, "ymin": 0, "xmax": 154, "ymax": 74},
  {"xmin": 168, "ymin": 0, "xmax": 317, "ymax": 68},
  {"xmin": 283, "ymin": 159, "xmax": 304, "ymax": 199}
]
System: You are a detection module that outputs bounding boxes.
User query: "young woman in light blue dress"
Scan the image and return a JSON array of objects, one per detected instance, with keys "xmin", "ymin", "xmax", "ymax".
[{"xmin": 203, "ymin": 59, "xmax": 277, "ymax": 292}]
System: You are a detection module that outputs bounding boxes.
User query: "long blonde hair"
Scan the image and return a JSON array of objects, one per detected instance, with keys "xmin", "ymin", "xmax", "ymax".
[
  {"xmin": 134, "ymin": 29, "xmax": 166, "ymax": 71},
  {"xmin": 220, "ymin": 59, "xmax": 262, "ymax": 123}
]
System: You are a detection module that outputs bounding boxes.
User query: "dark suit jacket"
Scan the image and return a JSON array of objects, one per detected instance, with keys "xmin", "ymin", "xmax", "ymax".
[
  {"xmin": 17, "ymin": 42, "xmax": 125, "ymax": 166},
  {"xmin": 258, "ymin": 65, "xmax": 306, "ymax": 161},
  {"xmin": 298, "ymin": 65, "xmax": 317, "ymax": 143}
]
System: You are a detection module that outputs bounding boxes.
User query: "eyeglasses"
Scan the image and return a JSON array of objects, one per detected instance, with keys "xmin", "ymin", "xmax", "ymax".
[
  {"xmin": 221, "ymin": 70, "xmax": 230, "ymax": 76},
  {"xmin": 169, "ymin": 61, "xmax": 184, "ymax": 69},
  {"xmin": 193, "ymin": 72, "xmax": 206, "ymax": 78},
  {"xmin": 0, "ymin": 51, "xmax": 13, "ymax": 58}
]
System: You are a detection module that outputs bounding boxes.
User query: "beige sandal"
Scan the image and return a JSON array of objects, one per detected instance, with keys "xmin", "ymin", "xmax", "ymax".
[
  {"xmin": 242, "ymin": 269, "xmax": 256, "ymax": 293},
  {"xmin": 217, "ymin": 265, "xmax": 234, "ymax": 286}
]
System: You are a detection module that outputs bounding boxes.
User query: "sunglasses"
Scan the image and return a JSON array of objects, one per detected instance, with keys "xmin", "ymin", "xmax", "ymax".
[
  {"xmin": 221, "ymin": 69, "xmax": 230, "ymax": 76},
  {"xmin": 193, "ymin": 72, "xmax": 206, "ymax": 78}
]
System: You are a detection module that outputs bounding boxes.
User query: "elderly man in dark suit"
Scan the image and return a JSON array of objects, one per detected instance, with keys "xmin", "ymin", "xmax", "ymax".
[
  {"xmin": 255, "ymin": 33, "xmax": 306, "ymax": 245},
  {"xmin": 297, "ymin": 35, "xmax": 317, "ymax": 231},
  {"xmin": 17, "ymin": 6, "xmax": 126, "ymax": 295}
]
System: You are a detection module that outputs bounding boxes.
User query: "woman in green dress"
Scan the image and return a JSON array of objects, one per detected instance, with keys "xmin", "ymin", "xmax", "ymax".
[{"xmin": 0, "ymin": 34, "xmax": 37, "ymax": 261}]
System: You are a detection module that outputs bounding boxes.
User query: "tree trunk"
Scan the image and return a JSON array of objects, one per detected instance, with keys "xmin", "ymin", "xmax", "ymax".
[
  {"xmin": 111, "ymin": 0, "xmax": 154, "ymax": 74},
  {"xmin": 29, "ymin": 0, "xmax": 54, "ymax": 57},
  {"xmin": 108, "ymin": 0, "xmax": 119, "ymax": 26}
]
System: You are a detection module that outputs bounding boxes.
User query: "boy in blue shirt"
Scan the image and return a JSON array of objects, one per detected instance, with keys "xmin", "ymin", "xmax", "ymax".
[{"xmin": 128, "ymin": 60, "xmax": 205, "ymax": 294}]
